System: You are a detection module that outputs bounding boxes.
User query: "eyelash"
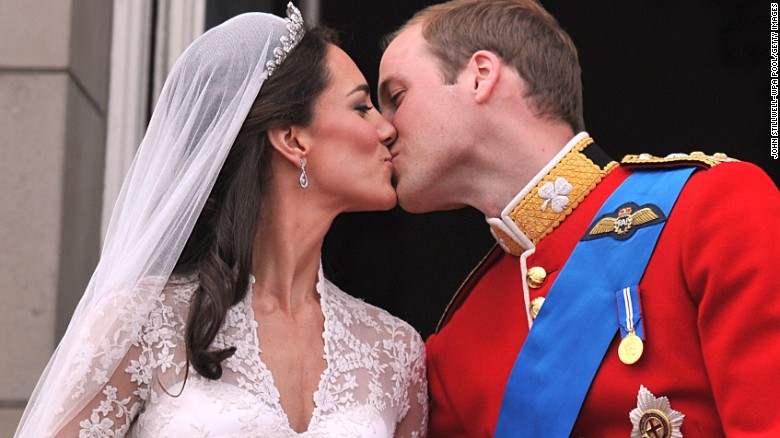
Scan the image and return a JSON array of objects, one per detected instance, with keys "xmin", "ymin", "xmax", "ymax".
[
  {"xmin": 356, "ymin": 103, "xmax": 373, "ymax": 114},
  {"xmin": 390, "ymin": 91, "xmax": 404, "ymax": 108}
]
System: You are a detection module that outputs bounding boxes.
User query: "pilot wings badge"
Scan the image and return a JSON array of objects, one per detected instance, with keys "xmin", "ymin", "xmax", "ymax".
[{"xmin": 582, "ymin": 202, "xmax": 666, "ymax": 241}]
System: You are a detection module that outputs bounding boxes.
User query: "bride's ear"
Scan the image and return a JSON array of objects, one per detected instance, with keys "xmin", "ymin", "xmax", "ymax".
[{"xmin": 267, "ymin": 125, "xmax": 308, "ymax": 165}]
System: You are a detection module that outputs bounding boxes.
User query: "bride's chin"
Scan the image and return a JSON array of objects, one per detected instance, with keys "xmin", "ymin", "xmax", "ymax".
[
  {"xmin": 370, "ymin": 191, "xmax": 399, "ymax": 212},
  {"xmin": 349, "ymin": 190, "xmax": 398, "ymax": 213}
]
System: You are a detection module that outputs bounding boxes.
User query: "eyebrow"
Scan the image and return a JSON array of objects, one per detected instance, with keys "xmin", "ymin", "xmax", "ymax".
[{"xmin": 348, "ymin": 84, "xmax": 370, "ymax": 96}]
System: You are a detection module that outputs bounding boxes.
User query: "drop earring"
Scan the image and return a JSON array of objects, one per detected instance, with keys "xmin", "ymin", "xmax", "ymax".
[{"xmin": 298, "ymin": 157, "xmax": 308, "ymax": 188}]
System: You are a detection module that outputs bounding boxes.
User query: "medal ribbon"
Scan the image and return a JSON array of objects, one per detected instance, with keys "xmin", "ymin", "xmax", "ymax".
[
  {"xmin": 618, "ymin": 286, "xmax": 644, "ymax": 339},
  {"xmin": 494, "ymin": 167, "xmax": 695, "ymax": 438}
]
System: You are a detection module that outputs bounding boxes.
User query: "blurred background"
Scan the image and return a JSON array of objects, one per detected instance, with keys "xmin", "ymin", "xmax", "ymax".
[{"xmin": 0, "ymin": 0, "xmax": 772, "ymax": 433}]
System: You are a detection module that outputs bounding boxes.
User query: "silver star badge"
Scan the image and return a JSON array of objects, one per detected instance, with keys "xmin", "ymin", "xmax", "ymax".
[{"xmin": 629, "ymin": 385, "xmax": 685, "ymax": 438}]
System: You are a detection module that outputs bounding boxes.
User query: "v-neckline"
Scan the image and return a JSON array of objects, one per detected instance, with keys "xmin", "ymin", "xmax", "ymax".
[{"xmin": 246, "ymin": 267, "xmax": 332, "ymax": 434}]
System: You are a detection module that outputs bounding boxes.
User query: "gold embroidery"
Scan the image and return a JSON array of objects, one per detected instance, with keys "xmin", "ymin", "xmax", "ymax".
[
  {"xmin": 494, "ymin": 137, "xmax": 617, "ymax": 255},
  {"xmin": 588, "ymin": 206, "xmax": 660, "ymax": 237},
  {"xmin": 491, "ymin": 226, "xmax": 525, "ymax": 256}
]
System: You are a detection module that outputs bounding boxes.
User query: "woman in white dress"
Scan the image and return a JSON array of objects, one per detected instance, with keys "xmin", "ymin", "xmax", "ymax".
[{"xmin": 15, "ymin": 4, "xmax": 427, "ymax": 437}]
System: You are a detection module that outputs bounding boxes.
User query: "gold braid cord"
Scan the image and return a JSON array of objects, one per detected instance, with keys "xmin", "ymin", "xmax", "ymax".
[{"xmin": 621, "ymin": 151, "xmax": 734, "ymax": 169}]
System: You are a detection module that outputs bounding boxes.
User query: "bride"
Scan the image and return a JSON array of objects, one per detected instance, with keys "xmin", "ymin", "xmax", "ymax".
[{"xmin": 15, "ymin": 4, "xmax": 427, "ymax": 437}]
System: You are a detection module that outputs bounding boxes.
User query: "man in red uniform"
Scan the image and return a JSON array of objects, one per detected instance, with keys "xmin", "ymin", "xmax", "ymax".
[{"xmin": 378, "ymin": 0, "xmax": 780, "ymax": 436}]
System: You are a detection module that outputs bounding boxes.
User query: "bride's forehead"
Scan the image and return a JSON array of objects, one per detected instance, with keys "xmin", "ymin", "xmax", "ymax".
[
  {"xmin": 325, "ymin": 45, "xmax": 358, "ymax": 71},
  {"xmin": 323, "ymin": 46, "xmax": 367, "ymax": 90}
]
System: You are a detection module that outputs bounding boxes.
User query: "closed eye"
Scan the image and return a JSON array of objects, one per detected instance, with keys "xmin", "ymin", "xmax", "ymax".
[
  {"xmin": 355, "ymin": 103, "xmax": 374, "ymax": 116},
  {"xmin": 389, "ymin": 90, "xmax": 405, "ymax": 109}
]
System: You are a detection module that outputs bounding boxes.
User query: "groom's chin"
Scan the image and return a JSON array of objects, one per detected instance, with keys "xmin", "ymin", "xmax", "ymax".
[{"xmin": 396, "ymin": 196, "xmax": 434, "ymax": 214}]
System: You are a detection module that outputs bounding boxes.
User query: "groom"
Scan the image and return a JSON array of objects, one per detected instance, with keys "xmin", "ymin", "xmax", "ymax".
[{"xmin": 379, "ymin": 0, "xmax": 780, "ymax": 436}]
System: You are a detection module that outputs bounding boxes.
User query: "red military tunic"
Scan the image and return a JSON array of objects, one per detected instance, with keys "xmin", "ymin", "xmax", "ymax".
[{"xmin": 426, "ymin": 133, "xmax": 780, "ymax": 437}]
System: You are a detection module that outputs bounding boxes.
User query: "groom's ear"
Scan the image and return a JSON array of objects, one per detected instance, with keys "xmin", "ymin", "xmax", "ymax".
[
  {"xmin": 468, "ymin": 50, "xmax": 501, "ymax": 104},
  {"xmin": 267, "ymin": 125, "xmax": 308, "ymax": 165}
]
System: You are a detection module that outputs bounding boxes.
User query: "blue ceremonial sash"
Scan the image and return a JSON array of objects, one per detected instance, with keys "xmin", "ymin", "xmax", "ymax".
[{"xmin": 493, "ymin": 167, "xmax": 696, "ymax": 437}]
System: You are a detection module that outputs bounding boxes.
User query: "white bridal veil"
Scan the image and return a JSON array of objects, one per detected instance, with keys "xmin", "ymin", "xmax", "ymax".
[{"xmin": 15, "ymin": 4, "xmax": 303, "ymax": 436}]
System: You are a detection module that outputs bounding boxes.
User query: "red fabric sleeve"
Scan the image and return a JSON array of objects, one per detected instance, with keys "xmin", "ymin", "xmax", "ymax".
[{"xmin": 680, "ymin": 162, "xmax": 780, "ymax": 435}]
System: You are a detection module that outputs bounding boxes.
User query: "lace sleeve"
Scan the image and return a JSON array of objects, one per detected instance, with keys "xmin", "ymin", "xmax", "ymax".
[
  {"xmin": 44, "ymin": 279, "xmax": 191, "ymax": 437},
  {"xmin": 54, "ymin": 342, "xmax": 149, "ymax": 437},
  {"xmin": 394, "ymin": 330, "xmax": 428, "ymax": 438}
]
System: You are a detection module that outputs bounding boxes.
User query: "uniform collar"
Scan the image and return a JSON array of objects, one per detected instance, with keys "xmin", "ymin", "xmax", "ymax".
[{"xmin": 486, "ymin": 132, "xmax": 618, "ymax": 256}]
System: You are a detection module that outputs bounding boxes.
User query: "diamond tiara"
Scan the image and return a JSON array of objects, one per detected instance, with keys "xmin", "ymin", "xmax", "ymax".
[{"xmin": 266, "ymin": 2, "xmax": 305, "ymax": 77}]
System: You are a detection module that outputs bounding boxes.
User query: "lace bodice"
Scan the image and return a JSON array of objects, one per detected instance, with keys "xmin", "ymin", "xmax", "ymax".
[{"xmin": 60, "ymin": 268, "xmax": 427, "ymax": 437}]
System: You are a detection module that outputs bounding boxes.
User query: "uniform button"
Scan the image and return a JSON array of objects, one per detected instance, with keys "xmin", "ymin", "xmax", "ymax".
[
  {"xmin": 529, "ymin": 297, "xmax": 545, "ymax": 320},
  {"xmin": 527, "ymin": 266, "xmax": 547, "ymax": 289}
]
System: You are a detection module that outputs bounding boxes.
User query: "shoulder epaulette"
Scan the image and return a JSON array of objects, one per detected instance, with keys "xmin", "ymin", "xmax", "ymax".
[{"xmin": 621, "ymin": 151, "xmax": 738, "ymax": 170}]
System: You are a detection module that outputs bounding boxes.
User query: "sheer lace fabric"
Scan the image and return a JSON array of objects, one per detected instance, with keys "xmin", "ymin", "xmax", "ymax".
[
  {"xmin": 15, "ymin": 9, "xmax": 429, "ymax": 437},
  {"xmin": 16, "ymin": 12, "xmax": 295, "ymax": 437},
  {"xmin": 68, "ymin": 267, "xmax": 427, "ymax": 437}
]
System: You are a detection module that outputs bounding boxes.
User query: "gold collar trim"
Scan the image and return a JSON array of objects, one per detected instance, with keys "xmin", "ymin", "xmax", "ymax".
[{"xmin": 488, "ymin": 134, "xmax": 618, "ymax": 256}]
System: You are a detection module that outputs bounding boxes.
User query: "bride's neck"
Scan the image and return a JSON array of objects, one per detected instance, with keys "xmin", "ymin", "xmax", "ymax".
[{"xmin": 250, "ymin": 187, "xmax": 336, "ymax": 314}]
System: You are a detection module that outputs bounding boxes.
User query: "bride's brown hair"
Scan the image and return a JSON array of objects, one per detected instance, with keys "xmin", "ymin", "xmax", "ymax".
[{"xmin": 174, "ymin": 26, "xmax": 338, "ymax": 379}]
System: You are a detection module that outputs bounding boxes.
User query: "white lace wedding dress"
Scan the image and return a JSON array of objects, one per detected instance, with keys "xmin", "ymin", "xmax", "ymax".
[{"xmin": 66, "ymin": 267, "xmax": 427, "ymax": 437}]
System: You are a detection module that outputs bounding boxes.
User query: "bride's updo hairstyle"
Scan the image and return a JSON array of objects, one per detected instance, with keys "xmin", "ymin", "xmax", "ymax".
[{"xmin": 175, "ymin": 26, "xmax": 339, "ymax": 380}]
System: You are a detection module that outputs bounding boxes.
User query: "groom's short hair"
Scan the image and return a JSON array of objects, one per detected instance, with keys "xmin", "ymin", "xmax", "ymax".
[{"xmin": 384, "ymin": 0, "xmax": 584, "ymax": 132}]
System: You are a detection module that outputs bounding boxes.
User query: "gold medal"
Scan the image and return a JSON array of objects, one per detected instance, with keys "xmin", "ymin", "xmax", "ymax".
[{"xmin": 618, "ymin": 330, "xmax": 644, "ymax": 365}]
